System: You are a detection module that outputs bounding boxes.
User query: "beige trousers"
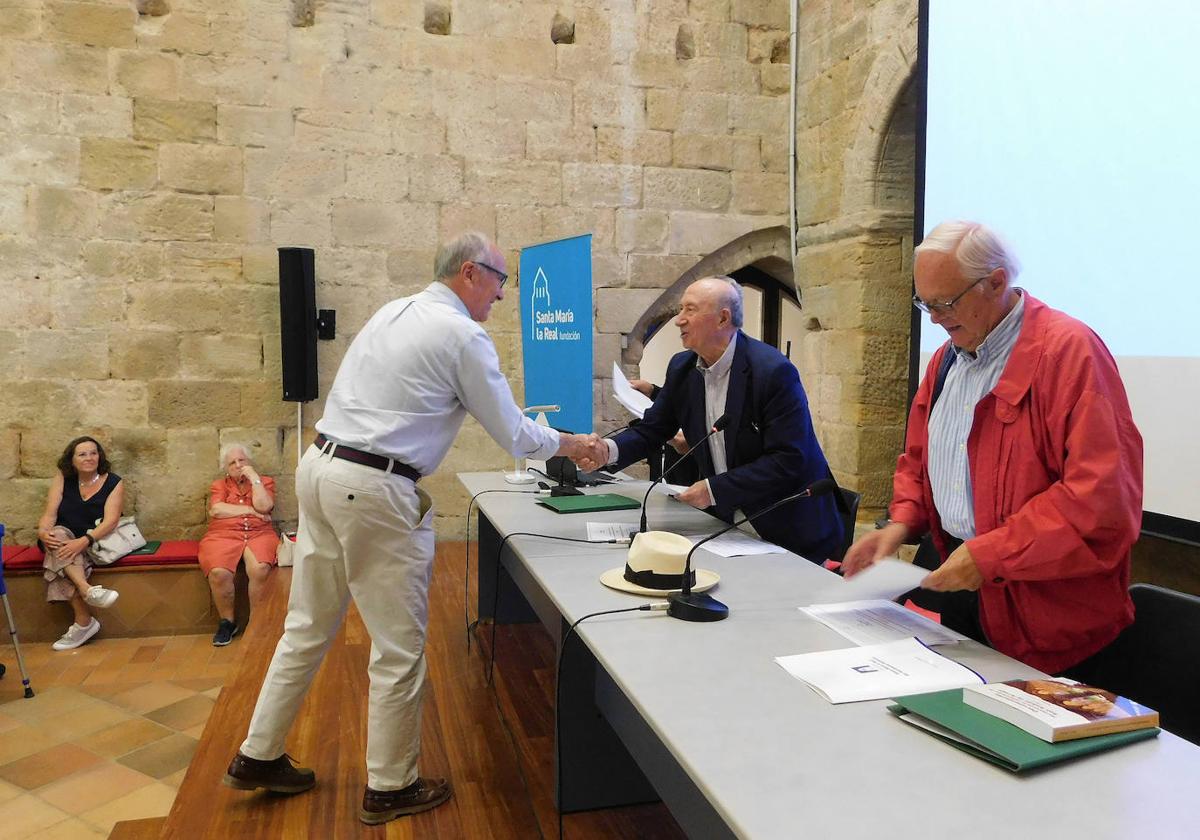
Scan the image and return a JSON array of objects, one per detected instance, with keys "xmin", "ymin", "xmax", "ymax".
[{"xmin": 240, "ymin": 445, "xmax": 434, "ymax": 790}]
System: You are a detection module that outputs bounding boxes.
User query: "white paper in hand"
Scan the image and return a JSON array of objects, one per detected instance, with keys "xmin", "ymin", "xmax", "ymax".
[
  {"xmin": 808, "ymin": 558, "xmax": 927, "ymax": 604},
  {"xmin": 612, "ymin": 362, "xmax": 653, "ymax": 419}
]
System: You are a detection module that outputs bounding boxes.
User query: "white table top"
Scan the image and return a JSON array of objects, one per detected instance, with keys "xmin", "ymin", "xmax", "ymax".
[{"xmin": 461, "ymin": 472, "xmax": 1200, "ymax": 840}]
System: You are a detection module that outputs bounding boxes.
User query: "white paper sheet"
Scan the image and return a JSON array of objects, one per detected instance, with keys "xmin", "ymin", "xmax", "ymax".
[
  {"xmin": 653, "ymin": 482, "xmax": 689, "ymax": 497},
  {"xmin": 800, "ymin": 600, "xmax": 968, "ymax": 647},
  {"xmin": 587, "ymin": 522, "xmax": 638, "ymax": 542},
  {"xmin": 773, "ymin": 637, "xmax": 985, "ymax": 704},
  {"xmin": 688, "ymin": 530, "xmax": 787, "ymax": 558},
  {"xmin": 807, "ymin": 558, "xmax": 928, "ymax": 604},
  {"xmin": 612, "ymin": 362, "xmax": 654, "ymax": 419}
]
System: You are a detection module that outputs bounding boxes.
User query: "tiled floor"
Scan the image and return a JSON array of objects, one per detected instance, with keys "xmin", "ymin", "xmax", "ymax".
[{"xmin": 0, "ymin": 632, "xmax": 244, "ymax": 839}]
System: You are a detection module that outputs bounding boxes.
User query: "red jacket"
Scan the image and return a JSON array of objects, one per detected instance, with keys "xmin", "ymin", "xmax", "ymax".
[{"xmin": 891, "ymin": 294, "xmax": 1143, "ymax": 674}]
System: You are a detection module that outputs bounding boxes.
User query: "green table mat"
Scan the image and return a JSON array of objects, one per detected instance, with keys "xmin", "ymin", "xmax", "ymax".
[{"xmin": 536, "ymin": 493, "xmax": 641, "ymax": 514}]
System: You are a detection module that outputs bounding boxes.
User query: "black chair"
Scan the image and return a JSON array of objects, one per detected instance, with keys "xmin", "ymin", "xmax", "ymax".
[
  {"xmin": 833, "ymin": 488, "xmax": 861, "ymax": 561},
  {"xmin": 1084, "ymin": 583, "xmax": 1200, "ymax": 746}
]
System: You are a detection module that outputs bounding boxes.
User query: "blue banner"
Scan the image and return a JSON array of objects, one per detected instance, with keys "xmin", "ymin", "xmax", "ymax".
[{"xmin": 519, "ymin": 234, "xmax": 593, "ymax": 434}]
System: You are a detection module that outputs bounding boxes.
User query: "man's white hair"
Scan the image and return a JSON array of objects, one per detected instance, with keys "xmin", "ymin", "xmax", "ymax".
[
  {"xmin": 219, "ymin": 442, "xmax": 251, "ymax": 471},
  {"xmin": 704, "ymin": 275, "xmax": 744, "ymax": 328},
  {"xmin": 434, "ymin": 231, "xmax": 493, "ymax": 280},
  {"xmin": 914, "ymin": 221, "xmax": 1021, "ymax": 282}
]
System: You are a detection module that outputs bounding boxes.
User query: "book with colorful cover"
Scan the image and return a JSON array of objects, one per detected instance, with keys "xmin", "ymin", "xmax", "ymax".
[
  {"xmin": 890, "ymin": 688, "xmax": 1159, "ymax": 773},
  {"xmin": 963, "ymin": 678, "xmax": 1159, "ymax": 743}
]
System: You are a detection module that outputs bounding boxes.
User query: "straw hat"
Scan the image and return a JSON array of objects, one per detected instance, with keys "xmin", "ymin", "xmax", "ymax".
[{"xmin": 600, "ymin": 530, "xmax": 719, "ymax": 596}]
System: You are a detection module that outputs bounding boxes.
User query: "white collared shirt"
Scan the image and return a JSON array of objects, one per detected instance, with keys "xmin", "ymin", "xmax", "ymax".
[
  {"xmin": 928, "ymin": 291, "xmax": 1026, "ymax": 539},
  {"xmin": 316, "ymin": 282, "xmax": 560, "ymax": 475}
]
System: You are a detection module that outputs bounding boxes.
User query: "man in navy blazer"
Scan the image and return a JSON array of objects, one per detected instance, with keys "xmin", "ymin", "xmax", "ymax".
[{"xmin": 583, "ymin": 276, "xmax": 842, "ymax": 562}]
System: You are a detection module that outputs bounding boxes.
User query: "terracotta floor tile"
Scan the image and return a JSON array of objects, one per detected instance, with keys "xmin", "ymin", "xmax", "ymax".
[
  {"xmin": 0, "ymin": 710, "xmax": 21, "ymax": 734},
  {"xmin": 161, "ymin": 766, "xmax": 189, "ymax": 789},
  {"xmin": 79, "ymin": 781, "xmax": 178, "ymax": 834},
  {"xmin": 33, "ymin": 817, "xmax": 109, "ymax": 840},
  {"xmin": 44, "ymin": 700, "xmax": 135, "ymax": 744},
  {"xmin": 87, "ymin": 717, "xmax": 175, "ymax": 759},
  {"xmin": 0, "ymin": 686, "xmax": 102, "ymax": 725},
  {"xmin": 0, "ymin": 741, "xmax": 104, "ymax": 790},
  {"xmin": 0, "ymin": 777, "xmax": 23, "ymax": 804},
  {"xmin": 170, "ymin": 676, "xmax": 224, "ymax": 693},
  {"xmin": 0, "ymin": 793, "xmax": 71, "ymax": 840},
  {"xmin": 76, "ymin": 680, "xmax": 134, "ymax": 699},
  {"xmin": 51, "ymin": 665, "xmax": 95, "ymax": 687},
  {"xmin": 107, "ymin": 681, "xmax": 197, "ymax": 715},
  {"xmin": 36, "ymin": 760, "xmax": 155, "ymax": 815},
  {"xmin": 116, "ymin": 733, "xmax": 198, "ymax": 779},
  {"xmin": 144, "ymin": 693, "xmax": 216, "ymax": 732},
  {"xmin": 112, "ymin": 662, "xmax": 166, "ymax": 684},
  {"xmin": 0, "ymin": 723, "xmax": 65, "ymax": 765},
  {"xmin": 130, "ymin": 643, "xmax": 165, "ymax": 664}
]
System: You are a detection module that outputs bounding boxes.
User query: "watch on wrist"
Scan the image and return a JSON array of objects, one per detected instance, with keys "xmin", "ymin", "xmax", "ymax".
[
  {"xmin": 252, "ymin": 478, "xmax": 262, "ymax": 485},
  {"xmin": 84, "ymin": 533, "xmax": 96, "ymax": 546}
]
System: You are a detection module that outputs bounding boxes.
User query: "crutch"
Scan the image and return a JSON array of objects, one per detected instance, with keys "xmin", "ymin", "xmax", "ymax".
[{"xmin": 0, "ymin": 524, "xmax": 35, "ymax": 698}]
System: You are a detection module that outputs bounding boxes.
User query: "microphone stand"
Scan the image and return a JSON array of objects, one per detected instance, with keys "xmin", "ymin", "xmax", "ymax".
[
  {"xmin": 504, "ymin": 404, "xmax": 560, "ymax": 484},
  {"xmin": 637, "ymin": 414, "xmax": 729, "ymax": 534},
  {"xmin": 668, "ymin": 479, "xmax": 836, "ymax": 623}
]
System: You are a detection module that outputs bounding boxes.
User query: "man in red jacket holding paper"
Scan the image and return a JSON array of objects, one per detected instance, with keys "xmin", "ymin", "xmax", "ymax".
[{"xmin": 843, "ymin": 221, "xmax": 1143, "ymax": 677}]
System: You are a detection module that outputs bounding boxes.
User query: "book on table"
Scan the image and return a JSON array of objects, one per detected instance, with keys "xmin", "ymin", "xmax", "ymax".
[
  {"xmin": 890, "ymin": 687, "xmax": 1159, "ymax": 772},
  {"xmin": 962, "ymin": 678, "xmax": 1159, "ymax": 743}
]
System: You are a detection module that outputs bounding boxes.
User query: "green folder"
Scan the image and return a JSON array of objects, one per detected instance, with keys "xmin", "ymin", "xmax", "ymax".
[
  {"xmin": 536, "ymin": 493, "xmax": 641, "ymax": 514},
  {"xmin": 127, "ymin": 541, "xmax": 162, "ymax": 556},
  {"xmin": 889, "ymin": 688, "xmax": 1159, "ymax": 773}
]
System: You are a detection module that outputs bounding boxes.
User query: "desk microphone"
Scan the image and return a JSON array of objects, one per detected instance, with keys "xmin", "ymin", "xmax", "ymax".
[
  {"xmin": 668, "ymin": 478, "xmax": 838, "ymax": 622},
  {"xmin": 636, "ymin": 414, "xmax": 729, "ymax": 534}
]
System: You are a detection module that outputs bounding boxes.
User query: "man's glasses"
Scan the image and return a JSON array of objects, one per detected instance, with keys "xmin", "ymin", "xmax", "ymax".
[
  {"xmin": 474, "ymin": 261, "xmax": 509, "ymax": 288},
  {"xmin": 912, "ymin": 273, "xmax": 989, "ymax": 315}
]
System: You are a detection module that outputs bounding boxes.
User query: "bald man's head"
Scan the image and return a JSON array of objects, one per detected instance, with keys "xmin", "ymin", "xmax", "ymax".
[{"xmin": 674, "ymin": 276, "xmax": 742, "ymax": 365}]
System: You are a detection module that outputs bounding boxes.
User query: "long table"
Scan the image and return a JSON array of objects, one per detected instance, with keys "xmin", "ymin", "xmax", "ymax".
[{"xmin": 460, "ymin": 472, "xmax": 1200, "ymax": 839}]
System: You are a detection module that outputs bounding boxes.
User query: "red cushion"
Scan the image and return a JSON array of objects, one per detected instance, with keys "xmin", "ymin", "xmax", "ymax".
[{"xmin": 0, "ymin": 542, "xmax": 200, "ymax": 572}]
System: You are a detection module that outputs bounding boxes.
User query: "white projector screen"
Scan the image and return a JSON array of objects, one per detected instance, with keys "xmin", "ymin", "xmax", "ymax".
[{"xmin": 920, "ymin": 0, "xmax": 1200, "ymax": 528}]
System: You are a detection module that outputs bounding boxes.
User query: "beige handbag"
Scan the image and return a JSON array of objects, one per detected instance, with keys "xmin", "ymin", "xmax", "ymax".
[
  {"xmin": 277, "ymin": 531, "xmax": 296, "ymax": 567},
  {"xmin": 93, "ymin": 516, "xmax": 147, "ymax": 565}
]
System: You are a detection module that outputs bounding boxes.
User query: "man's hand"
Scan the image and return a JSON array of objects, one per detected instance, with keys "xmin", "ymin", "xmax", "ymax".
[
  {"xmin": 921, "ymin": 542, "xmax": 983, "ymax": 592},
  {"xmin": 629, "ymin": 379, "xmax": 656, "ymax": 398},
  {"xmin": 675, "ymin": 480, "xmax": 713, "ymax": 510},
  {"xmin": 667, "ymin": 431, "xmax": 688, "ymax": 455},
  {"xmin": 563, "ymin": 433, "xmax": 609, "ymax": 472},
  {"xmin": 841, "ymin": 521, "xmax": 908, "ymax": 577}
]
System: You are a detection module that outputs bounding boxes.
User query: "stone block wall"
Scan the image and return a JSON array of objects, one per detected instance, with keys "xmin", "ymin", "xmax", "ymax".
[
  {"xmin": 1, "ymin": 0, "xmax": 794, "ymax": 542},
  {"xmin": 789, "ymin": 0, "xmax": 918, "ymax": 515}
]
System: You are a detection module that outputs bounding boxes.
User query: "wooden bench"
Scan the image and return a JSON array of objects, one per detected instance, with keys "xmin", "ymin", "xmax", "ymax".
[{"xmin": 1, "ymin": 541, "xmax": 249, "ymax": 642}]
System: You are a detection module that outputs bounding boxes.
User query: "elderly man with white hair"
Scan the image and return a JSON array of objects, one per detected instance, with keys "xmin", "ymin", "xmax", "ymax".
[
  {"xmin": 198, "ymin": 442, "xmax": 279, "ymax": 646},
  {"xmin": 223, "ymin": 231, "xmax": 595, "ymax": 827},
  {"xmin": 843, "ymin": 220, "xmax": 1143, "ymax": 680},
  {"xmin": 581, "ymin": 275, "xmax": 843, "ymax": 562}
]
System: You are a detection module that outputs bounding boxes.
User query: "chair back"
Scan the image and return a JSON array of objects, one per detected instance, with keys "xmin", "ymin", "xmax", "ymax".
[
  {"xmin": 833, "ymin": 489, "xmax": 860, "ymax": 561},
  {"xmin": 1104, "ymin": 583, "xmax": 1200, "ymax": 746}
]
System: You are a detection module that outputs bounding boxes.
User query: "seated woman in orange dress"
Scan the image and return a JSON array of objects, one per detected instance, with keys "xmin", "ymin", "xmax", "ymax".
[{"xmin": 198, "ymin": 443, "xmax": 279, "ymax": 646}]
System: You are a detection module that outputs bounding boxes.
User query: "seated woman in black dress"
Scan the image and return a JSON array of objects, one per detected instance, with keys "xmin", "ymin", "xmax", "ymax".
[{"xmin": 35, "ymin": 436, "xmax": 126, "ymax": 651}]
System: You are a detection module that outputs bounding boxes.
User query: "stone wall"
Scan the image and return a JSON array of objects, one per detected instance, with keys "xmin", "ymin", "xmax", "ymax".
[
  {"xmin": 1, "ymin": 0, "xmax": 794, "ymax": 543},
  {"xmin": 789, "ymin": 0, "xmax": 918, "ymax": 516}
]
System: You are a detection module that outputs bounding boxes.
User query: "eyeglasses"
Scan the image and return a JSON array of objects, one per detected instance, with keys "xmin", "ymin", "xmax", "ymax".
[
  {"xmin": 912, "ymin": 273, "xmax": 990, "ymax": 315},
  {"xmin": 473, "ymin": 261, "xmax": 508, "ymax": 288}
]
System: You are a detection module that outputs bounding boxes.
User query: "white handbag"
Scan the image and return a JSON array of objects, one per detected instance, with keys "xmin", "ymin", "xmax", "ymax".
[
  {"xmin": 277, "ymin": 531, "xmax": 296, "ymax": 567},
  {"xmin": 92, "ymin": 516, "xmax": 147, "ymax": 566}
]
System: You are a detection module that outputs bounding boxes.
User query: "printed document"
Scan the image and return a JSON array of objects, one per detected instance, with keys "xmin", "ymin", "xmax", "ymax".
[
  {"xmin": 612, "ymin": 362, "xmax": 654, "ymax": 419},
  {"xmin": 688, "ymin": 530, "xmax": 787, "ymax": 557},
  {"xmin": 587, "ymin": 522, "xmax": 638, "ymax": 542},
  {"xmin": 774, "ymin": 637, "xmax": 984, "ymax": 704},
  {"xmin": 801, "ymin": 600, "xmax": 968, "ymax": 646}
]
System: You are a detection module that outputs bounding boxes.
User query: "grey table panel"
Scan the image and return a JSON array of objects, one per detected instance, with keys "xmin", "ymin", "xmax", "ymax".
[{"xmin": 460, "ymin": 472, "xmax": 1200, "ymax": 840}]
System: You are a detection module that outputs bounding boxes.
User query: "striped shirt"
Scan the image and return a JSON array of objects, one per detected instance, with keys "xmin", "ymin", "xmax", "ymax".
[{"xmin": 928, "ymin": 291, "xmax": 1026, "ymax": 539}]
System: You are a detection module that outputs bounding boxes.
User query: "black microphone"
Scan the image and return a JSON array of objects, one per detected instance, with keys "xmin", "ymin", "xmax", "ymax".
[
  {"xmin": 637, "ymin": 413, "xmax": 730, "ymax": 534},
  {"xmin": 667, "ymin": 477, "xmax": 838, "ymax": 622}
]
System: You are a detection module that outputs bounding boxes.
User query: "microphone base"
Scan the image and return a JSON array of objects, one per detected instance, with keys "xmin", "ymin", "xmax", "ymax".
[
  {"xmin": 503, "ymin": 471, "xmax": 535, "ymax": 485},
  {"xmin": 550, "ymin": 485, "xmax": 584, "ymax": 497},
  {"xmin": 667, "ymin": 591, "xmax": 729, "ymax": 622}
]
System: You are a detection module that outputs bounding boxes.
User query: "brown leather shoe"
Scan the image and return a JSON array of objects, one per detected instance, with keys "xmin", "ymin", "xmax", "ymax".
[
  {"xmin": 359, "ymin": 777, "xmax": 452, "ymax": 824},
  {"xmin": 222, "ymin": 752, "xmax": 316, "ymax": 794}
]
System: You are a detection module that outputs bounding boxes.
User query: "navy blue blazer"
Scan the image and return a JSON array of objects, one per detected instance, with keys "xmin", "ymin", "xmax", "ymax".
[{"xmin": 612, "ymin": 332, "xmax": 842, "ymax": 561}]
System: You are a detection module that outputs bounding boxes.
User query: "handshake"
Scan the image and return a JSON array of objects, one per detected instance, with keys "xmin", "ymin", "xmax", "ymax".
[{"xmin": 559, "ymin": 433, "xmax": 610, "ymax": 473}]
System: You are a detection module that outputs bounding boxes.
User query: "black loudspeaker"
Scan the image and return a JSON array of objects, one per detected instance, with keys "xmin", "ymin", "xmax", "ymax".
[{"xmin": 279, "ymin": 247, "xmax": 318, "ymax": 402}]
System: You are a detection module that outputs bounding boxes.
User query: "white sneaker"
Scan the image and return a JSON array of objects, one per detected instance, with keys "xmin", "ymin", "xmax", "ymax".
[
  {"xmin": 52, "ymin": 618, "xmax": 101, "ymax": 651},
  {"xmin": 84, "ymin": 585, "xmax": 119, "ymax": 609}
]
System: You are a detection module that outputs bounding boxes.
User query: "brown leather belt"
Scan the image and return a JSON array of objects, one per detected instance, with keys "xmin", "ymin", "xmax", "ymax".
[{"xmin": 314, "ymin": 434, "xmax": 421, "ymax": 483}]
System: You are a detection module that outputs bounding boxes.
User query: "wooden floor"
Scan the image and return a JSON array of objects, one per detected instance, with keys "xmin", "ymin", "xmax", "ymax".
[{"xmin": 155, "ymin": 542, "xmax": 685, "ymax": 839}]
